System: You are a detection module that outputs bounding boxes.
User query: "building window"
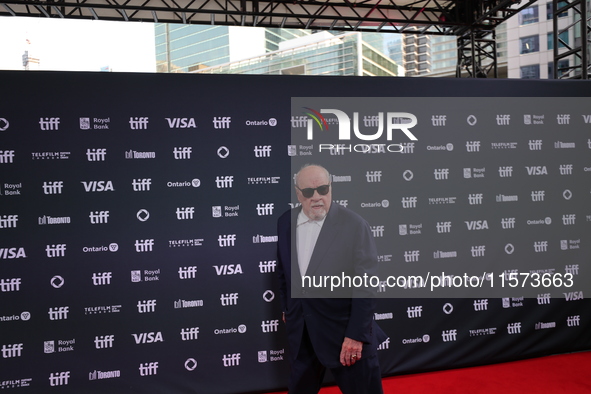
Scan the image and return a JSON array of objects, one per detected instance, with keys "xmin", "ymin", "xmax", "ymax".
[
  {"xmin": 547, "ymin": 2, "xmax": 568, "ymax": 19},
  {"xmin": 520, "ymin": 36, "xmax": 540, "ymax": 54},
  {"xmin": 519, "ymin": 6, "xmax": 539, "ymax": 25},
  {"xmin": 548, "ymin": 59, "xmax": 570, "ymax": 78},
  {"xmin": 548, "ymin": 31, "xmax": 569, "ymax": 50},
  {"xmin": 520, "ymin": 64, "xmax": 540, "ymax": 79}
]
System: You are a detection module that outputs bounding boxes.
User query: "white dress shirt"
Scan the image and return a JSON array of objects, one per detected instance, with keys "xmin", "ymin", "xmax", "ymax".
[{"xmin": 296, "ymin": 210, "xmax": 325, "ymax": 276}]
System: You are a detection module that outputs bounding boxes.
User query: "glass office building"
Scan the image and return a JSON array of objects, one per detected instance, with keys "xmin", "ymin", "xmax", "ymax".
[{"xmin": 191, "ymin": 31, "xmax": 402, "ymax": 77}]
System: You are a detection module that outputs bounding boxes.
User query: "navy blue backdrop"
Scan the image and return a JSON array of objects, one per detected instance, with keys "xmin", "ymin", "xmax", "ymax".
[{"xmin": 0, "ymin": 71, "xmax": 590, "ymax": 393}]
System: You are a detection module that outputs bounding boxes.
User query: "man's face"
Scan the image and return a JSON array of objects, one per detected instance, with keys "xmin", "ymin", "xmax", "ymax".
[{"xmin": 296, "ymin": 166, "xmax": 332, "ymax": 221}]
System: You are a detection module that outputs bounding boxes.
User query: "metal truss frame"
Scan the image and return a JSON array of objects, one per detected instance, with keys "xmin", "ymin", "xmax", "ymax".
[
  {"xmin": 1, "ymin": 0, "xmax": 535, "ymax": 36},
  {"xmin": 552, "ymin": 0, "xmax": 591, "ymax": 79},
  {"xmin": 0, "ymin": 0, "xmax": 536, "ymax": 77},
  {"xmin": 456, "ymin": 29, "xmax": 497, "ymax": 78}
]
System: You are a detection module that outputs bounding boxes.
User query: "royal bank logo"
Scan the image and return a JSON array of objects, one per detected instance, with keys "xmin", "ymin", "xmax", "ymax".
[
  {"xmin": 288, "ymin": 144, "xmax": 313, "ymax": 157},
  {"xmin": 40, "ymin": 117, "xmax": 60, "ymax": 130},
  {"xmin": 80, "ymin": 117, "xmax": 110, "ymax": 130},
  {"xmin": 129, "ymin": 117, "xmax": 149, "ymax": 130},
  {"xmin": 464, "ymin": 168, "xmax": 485, "ymax": 179},
  {"xmin": 524, "ymin": 114, "xmax": 544, "ymax": 125}
]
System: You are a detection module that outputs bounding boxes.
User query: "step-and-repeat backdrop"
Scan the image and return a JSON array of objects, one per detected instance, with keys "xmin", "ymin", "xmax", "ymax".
[{"xmin": 1, "ymin": 71, "xmax": 590, "ymax": 393}]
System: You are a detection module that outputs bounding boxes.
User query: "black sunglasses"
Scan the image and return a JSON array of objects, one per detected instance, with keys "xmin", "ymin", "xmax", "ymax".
[{"xmin": 296, "ymin": 184, "xmax": 331, "ymax": 198}]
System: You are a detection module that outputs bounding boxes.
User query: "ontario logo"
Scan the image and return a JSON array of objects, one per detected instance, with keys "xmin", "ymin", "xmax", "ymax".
[{"xmin": 300, "ymin": 107, "xmax": 418, "ymax": 153}]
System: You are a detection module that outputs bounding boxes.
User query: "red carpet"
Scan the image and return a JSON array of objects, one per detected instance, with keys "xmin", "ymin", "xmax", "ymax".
[{"xmin": 267, "ymin": 351, "xmax": 591, "ymax": 393}]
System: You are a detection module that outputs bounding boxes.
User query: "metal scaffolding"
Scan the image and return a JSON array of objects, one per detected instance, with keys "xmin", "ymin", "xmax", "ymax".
[
  {"xmin": 552, "ymin": 0, "xmax": 591, "ymax": 79},
  {"xmin": 0, "ymin": 0, "xmax": 537, "ymax": 77}
]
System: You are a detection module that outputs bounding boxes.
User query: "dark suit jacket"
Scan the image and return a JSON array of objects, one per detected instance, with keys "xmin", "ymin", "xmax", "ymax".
[{"xmin": 276, "ymin": 203, "xmax": 385, "ymax": 368}]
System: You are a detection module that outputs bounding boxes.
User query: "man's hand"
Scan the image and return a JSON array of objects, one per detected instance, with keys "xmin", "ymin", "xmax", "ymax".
[{"xmin": 339, "ymin": 337, "xmax": 363, "ymax": 366}]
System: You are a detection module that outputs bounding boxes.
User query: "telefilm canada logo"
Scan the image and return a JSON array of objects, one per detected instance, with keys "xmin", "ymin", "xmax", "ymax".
[{"xmin": 299, "ymin": 107, "xmax": 418, "ymax": 153}]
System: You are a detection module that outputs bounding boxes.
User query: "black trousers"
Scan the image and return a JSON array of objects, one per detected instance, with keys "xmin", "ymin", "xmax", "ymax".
[{"xmin": 288, "ymin": 324, "xmax": 383, "ymax": 394}]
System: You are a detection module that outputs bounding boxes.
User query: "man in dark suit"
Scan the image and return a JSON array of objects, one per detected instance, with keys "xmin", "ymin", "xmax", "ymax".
[{"xmin": 276, "ymin": 164, "xmax": 384, "ymax": 394}]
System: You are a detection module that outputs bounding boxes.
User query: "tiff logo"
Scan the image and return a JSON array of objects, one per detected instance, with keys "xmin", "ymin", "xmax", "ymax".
[
  {"xmin": 471, "ymin": 245, "xmax": 486, "ymax": 257},
  {"xmin": 562, "ymin": 214, "xmax": 576, "ymax": 225},
  {"xmin": 466, "ymin": 141, "xmax": 480, "ymax": 152},
  {"xmin": 432, "ymin": 115, "xmax": 446, "ymax": 126},
  {"xmin": 86, "ymin": 148, "xmax": 107, "ymax": 161},
  {"xmin": 529, "ymin": 140, "xmax": 543, "ymax": 150},
  {"xmin": 256, "ymin": 203, "xmax": 275, "ymax": 216},
  {"xmin": 92, "ymin": 272, "xmax": 112, "ymax": 286},
  {"xmin": 223, "ymin": 353, "xmax": 241, "ymax": 367},
  {"xmin": 261, "ymin": 320, "xmax": 279, "ymax": 333},
  {"xmin": 218, "ymin": 234, "xmax": 236, "ymax": 247},
  {"xmin": 436, "ymin": 222, "xmax": 452, "ymax": 233},
  {"xmin": 468, "ymin": 194, "xmax": 483, "ymax": 205},
  {"xmin": 567, "ymin": 316, "xmax": 581, "ymax": 327},
  {"xmin": 0, "ymin": 215, "xmax": 18, "ymax": 228},
  {"xmin": 291, "ymin": 116, "xmax": 307, "ymax": 127},
  {"xmin": 559, "ymin": 164, "xmax": 573, "ymax": 175},
  {"xmin": 176, "ymin": 207, "xmax": 195, "ymax": 220},
  {"xmin": 400, "ymin": 142, "xmax": 415, "ymax": 154},
  {"xmin": 89, "ymin": 211, "xmax": 109, "ymax": 224},
  {"xmin": 94, "ymin": 335, "xmax": 115, "ymax": 349},
  {"xmin": 473, "ymin": 299, "xmax": 488, "ymax": 311},
  {"xmin": 135, "ymin": 239, "xmax": 154, "ymax": 252},
  {"xmin": 507, "ymin": 322, "xmax": 521, "ymax": 334},
  {"xmin": 216, "ymin": 176, "xmax": 234, "ymax": 188},
  {"xmin": 442, "ymin": 329, "xmax": 458, "ymax": 342},
  {"xmin": 401, "ymin": 197, "xmax": 417, "ymax": 208},
  {"xmin": 220, "ymin": 293, "xmax": 238, "ymax": 306},
  {"xmin": 378, "ymin": 338, "xmax": 390, "ymax": 350},
  {"xmin": 501, "ymin": 218, "xmax": 516, "ymax": 229},
  {"xmin": 565, "ymin": 264, "xmax": 579, "ymax": 275},
  {"xmin": 179, "ymin": 266, "xmax": 197, "ymax": 279},
  {"xmin": 173, "ymin": 147, "xmax": 192, "ymax": 159},
  {"xmin": 213, "ymin": 117, "xmax": 231, "ymax": 129},
  {"xmin": 537, "ymin": 293, "xmax": 551, "ymax": 304},
  {"xmin": 1, "ymin": 343, "xmax": 23, "ymax": 358},
  {"xmin": 132, "ymin": 178, "xmax": 151, "ymax": 191},
  {"xmin": 0, "ymin": 150, "xmax": 15, "ymax": 163},
  {"xmin": 254, "ymin": 146, "xmax": 272, "ymax": 157},
  {"xmin": 498, "ymin": 166, "xmax": 513, "ymax": 177},
  {"xmin": 364, "ymin": 115, "xmax": 380, "ymax": 127},
  {"xmin": 404, "ymin": 250, "xmax": 419, "ymax": 262},
  {"xmin": 0, "ymin": 278, "xmax": 21, "ymax": 292},
  {"xmin": 259, "ymin": 260, "xmax": 276, "ymax": 273},
  {"xmin": 139, "ymin": 362, "xmax": 158, "ymax": 376},
  {"xmin": 557, "ymin": 114, "xmax": 570, "ymax": 124},
  {"xmin": 40, "ymin": 117, "xmax": 60, "ymax": 130},
  {"xmin": 129, "ymin": 117, "xmax": 149, "ymax": 130},
  {"xmin": 366, "ymin": 171, "xmax": 382, "ymax": 182},
  {"xmin": 181, "ymin": 327, "xmax": 200, "ymax": 341},
  {"xmin": 137, "ymin": 300, "xmax": 157, "ymax": 313},
  {"xmin": 434, "ymin": 169, "xmax": 449, "ymax": 180},
  {"xmin": 371, "ymin": 226, "xmax": 384, "ymax": 238},
  {"xmin": 531, "ymin": 191, "xmax": 545, "ymax": 202},
  {"xmin": 43, "ymin": 181, "xmax": 64, "ymax": 194},
  {"xmin": 534, "ymin": 241, "xmax": 548, "ymax": 252},
  {"xmin": 407, "ymin": 306, "xmax": 422, "ymax": 318},
  {"xmin": 496, "ymin": 115, "xmax": 510, "ymax": 125},
  {"xmin": 46, "ymin": 244, "xmax": 66, "ymax": 258},
  {"xmin": 49, "ymin": 371, "xmax": 70, "ymax": 386},
  {"xmin": 48, "ymin": 306, "xmax": 69, "ymax": 320}
]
